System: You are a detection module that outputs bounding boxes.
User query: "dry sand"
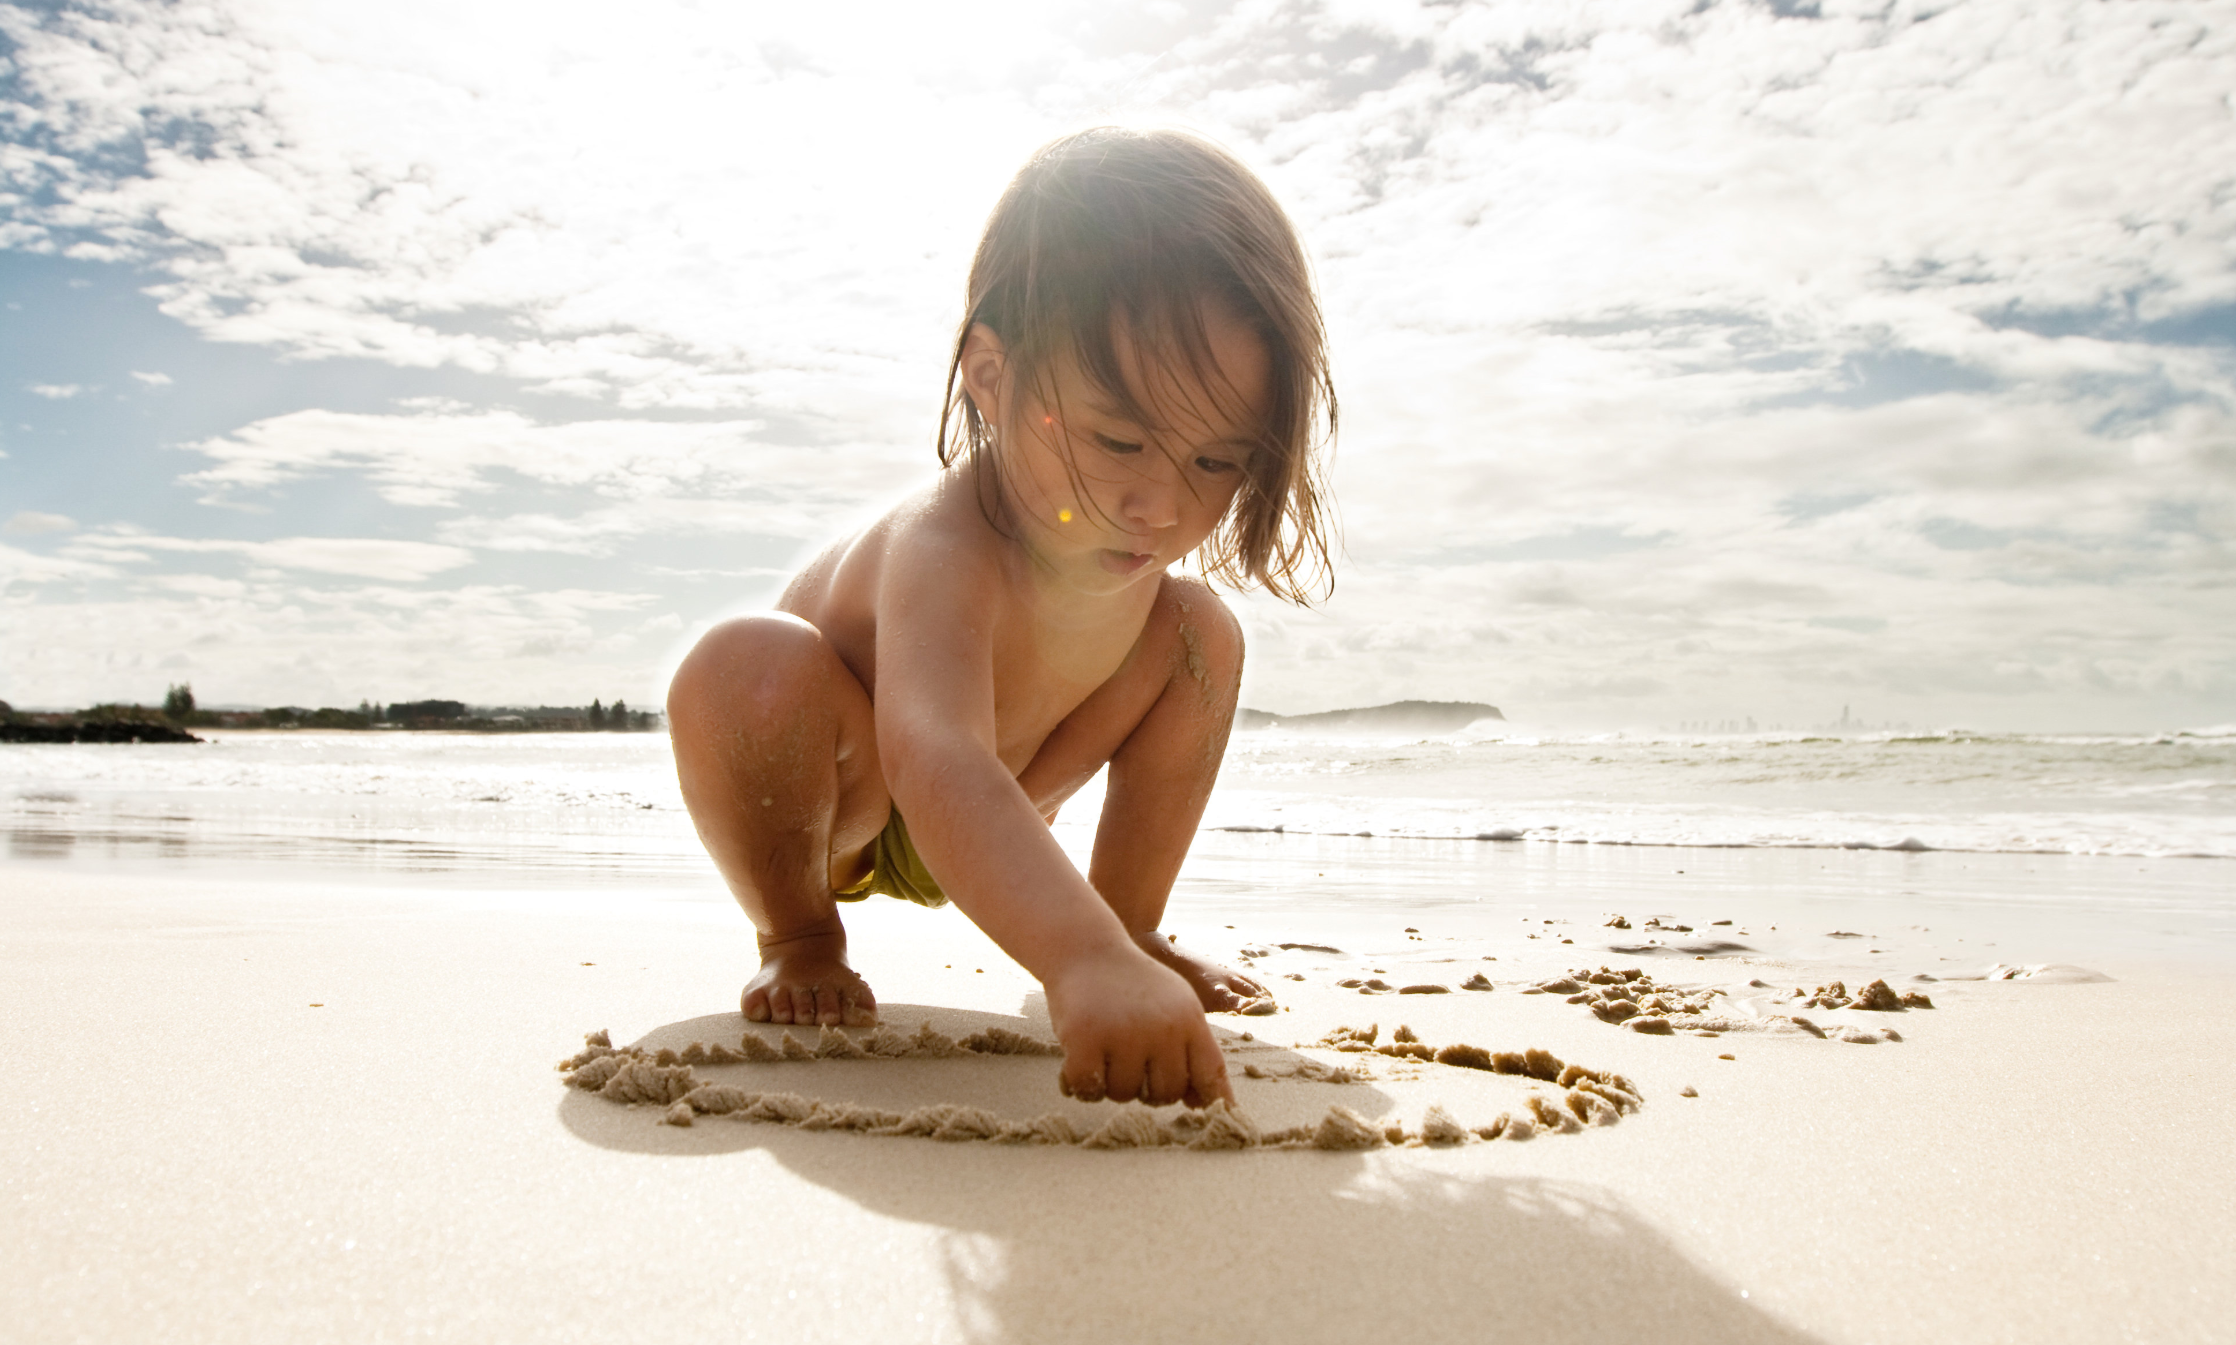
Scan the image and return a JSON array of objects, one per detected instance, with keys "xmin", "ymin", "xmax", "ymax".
[{"xmin": 3, "ymin": 863, "xmax": 2234, "ymax": 1344}]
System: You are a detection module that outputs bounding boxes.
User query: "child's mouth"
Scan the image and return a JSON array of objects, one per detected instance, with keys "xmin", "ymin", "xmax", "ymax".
[{"xmin": 1098, "ymin": 549, "xmax": 1155, "ymax": 576}]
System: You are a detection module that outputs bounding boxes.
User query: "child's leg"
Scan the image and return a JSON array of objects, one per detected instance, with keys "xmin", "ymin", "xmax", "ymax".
[
  {"xmin": 1071, "ymin": 585, "xmax": 1273, "ymax": 1013},
  {"xmin": 667, "ymin": 613, "xmax": 890, "ymax": 1027}
]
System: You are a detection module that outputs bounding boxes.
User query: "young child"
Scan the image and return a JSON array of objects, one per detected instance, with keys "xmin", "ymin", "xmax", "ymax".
[{"xmin": 666, "ymin": 127, "xmax": 1335, "ymax": 1111}]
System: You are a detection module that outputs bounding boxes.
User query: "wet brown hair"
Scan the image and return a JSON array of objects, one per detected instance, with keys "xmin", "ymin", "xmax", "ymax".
[{"xmin": 937, "ymin": 126, "xmax": 1336, "ymax": 604}]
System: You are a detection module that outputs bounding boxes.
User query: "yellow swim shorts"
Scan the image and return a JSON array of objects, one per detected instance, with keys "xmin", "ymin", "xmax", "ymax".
[{"xmin": 834, "ymin": 808, "xmax": 949, "ymax": 909}]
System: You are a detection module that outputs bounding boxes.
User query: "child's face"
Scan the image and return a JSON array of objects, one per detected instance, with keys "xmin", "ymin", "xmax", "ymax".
[{"xmin": 974, "ymin": 304, "xmax": 1269, "ymax": 595}]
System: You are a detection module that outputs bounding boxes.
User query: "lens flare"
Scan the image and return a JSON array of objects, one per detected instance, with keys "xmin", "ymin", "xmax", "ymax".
[{"xmin": 1058, "ymin": 509, "xmax": 1073, "ymax": 523}]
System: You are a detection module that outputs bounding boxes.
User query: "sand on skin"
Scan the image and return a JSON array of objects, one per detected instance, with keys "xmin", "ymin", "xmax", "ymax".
[{"xmin": 3, "ymin": 863, "xmax": 2234, "ymax": 1344}]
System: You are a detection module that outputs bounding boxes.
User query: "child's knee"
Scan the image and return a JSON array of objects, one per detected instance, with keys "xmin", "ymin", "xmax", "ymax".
[{"xmin": 669, "ymin": 613, "xmax": 836, "ymax": 729}]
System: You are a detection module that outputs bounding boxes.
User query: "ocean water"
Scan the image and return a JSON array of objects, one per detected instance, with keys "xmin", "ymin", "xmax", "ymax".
[
  {"xmin": 3, "ymin": 730, "xmax": 694, "ymax": 881},
  {"xmin": 1198, "ymin": 723, "xmax": 2236, "ymax": 859},
  {"xmin": 4, "ymin": 724, "xmax": 2232, "ymax": 877},
  {"xmin": 7, "ymin": 725, "xmax": 2232, "ymax": 964}
]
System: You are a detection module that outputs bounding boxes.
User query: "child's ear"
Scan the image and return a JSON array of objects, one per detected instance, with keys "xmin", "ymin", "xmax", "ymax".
[{"xmin": 958, "ymin": 323, "xmax": 1008, "ymax": 422}]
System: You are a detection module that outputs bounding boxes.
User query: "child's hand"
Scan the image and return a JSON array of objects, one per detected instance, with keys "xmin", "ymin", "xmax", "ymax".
[{"xmin": 1045, "ymin": 947, "xmax": 1235, "ymax": 1108}]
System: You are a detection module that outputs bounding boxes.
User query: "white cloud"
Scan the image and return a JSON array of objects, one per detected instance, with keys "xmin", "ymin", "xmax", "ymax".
[
  {"xmin": 13, "ymin": 3, "xmax": 2229, "ymax": 417},
  {"xmin": 129, "ymin": 370, "xmax": 172, "ymax": 386},
  {"xmin": 432, "ymin": 496, "xmax": 879, "ymax": 556},
  {"xmin": 178, "ymin": 408, "xmax": 852, "ymax": 504},
  {"xmin": 176, "ymin": 408, "xmax": 935, "ymax": 547},
  {"xmin": 0, "ymin": 579, "xmax": 674, "ymax": 708},
  {"xmin": 3, "ymin": 0, "xmax": 2233, "ymax": 724},
  {"xmin": 64, "ymin": 530, "xmax": 475, "ymax": 582},
  {"xmin": 0, "ymin": 538, "xmax": 109, "ymax": 588},
  {"xmin": 26, "ymin": 382, "xmax": 87, "ymax": 398},
  {"xmin": 0, "ymin": 0, "xmax": 1067, "ymax": 426},
  {"xmin": 4, "ymin": 509, "xmax": 75, "ymax": 535}
]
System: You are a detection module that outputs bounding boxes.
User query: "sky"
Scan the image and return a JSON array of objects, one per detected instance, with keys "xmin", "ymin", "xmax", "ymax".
[{"xmin": 1, "ymin": 0, "xmax": 2232, "ymax": 731}]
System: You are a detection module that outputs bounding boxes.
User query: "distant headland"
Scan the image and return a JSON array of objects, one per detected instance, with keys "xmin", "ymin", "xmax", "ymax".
[
  {"xmin": 5, "ymin": 686, "xmax": 1501, "ymax": 744},
  {"xmin": 0, "ymin": 684, "xmax": 663, "ymax": 744},
  {"xmin": 1234, "ymin": 700, "xmax": 1504, "ymax": 733}
]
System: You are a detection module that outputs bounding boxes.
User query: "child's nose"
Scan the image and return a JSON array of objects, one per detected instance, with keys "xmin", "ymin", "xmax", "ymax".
[{"xmin": 1122, "ymin": 472, "xmax": 1180, "ymax": 531}]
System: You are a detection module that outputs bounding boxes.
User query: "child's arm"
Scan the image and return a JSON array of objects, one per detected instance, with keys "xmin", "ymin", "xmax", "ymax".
[{"xmin": 872, "ymin": 541, "xmax": 1234, "ymax": 1108}]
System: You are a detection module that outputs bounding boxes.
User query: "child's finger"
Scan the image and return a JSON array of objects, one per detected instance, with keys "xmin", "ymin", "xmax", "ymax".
[
  {"xmin": 1143, "ymin": 1036, "xmax": 1197, "ymax": 1106},
  {"xmin": 1060, "ymin": 1051, "xmax": 1108, "ymax": 1104},
  {"xmin": 1103, "ymin": 1049, "xmax": 1149, "ymax": 1105},
  {"xmin": 1187, "ymin": 1027, "xmax": 1235, "ymax": 1107}
]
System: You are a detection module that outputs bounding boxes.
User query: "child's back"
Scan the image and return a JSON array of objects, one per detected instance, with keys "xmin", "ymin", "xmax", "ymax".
[{"xmin": 668, "ymin": 127, "xmax": 1334, "ymax": 1109}]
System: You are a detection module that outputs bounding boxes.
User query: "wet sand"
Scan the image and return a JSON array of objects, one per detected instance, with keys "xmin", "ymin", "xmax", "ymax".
[{"xmin": 3, "ymin": 860, "xmax": 2233, "ymax": 1343}]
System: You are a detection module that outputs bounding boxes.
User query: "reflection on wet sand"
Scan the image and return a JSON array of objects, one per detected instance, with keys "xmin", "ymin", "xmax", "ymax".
[{"xmin": 2, "ymin": 820, "xmax": 708, "ymax": 886}]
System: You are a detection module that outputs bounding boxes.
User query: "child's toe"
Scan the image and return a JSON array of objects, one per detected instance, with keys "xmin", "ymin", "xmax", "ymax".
[
  {"xmin": 786, "ymin": 984, "xmax": 820, "ymax": 1024},
  {"xmin": 841, "ymin": 986, "xmax": 878, "ymax": 1027}
]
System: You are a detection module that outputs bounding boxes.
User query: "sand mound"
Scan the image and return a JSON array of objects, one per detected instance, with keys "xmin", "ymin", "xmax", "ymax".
[
  {"xmin": 1420, "ymin": 1105, "xmax": 1469, "ymax": 1146},
  {"xmin": 1530, "ymin": 965, "xmax": 1929, "ymax": 1043},
  {"xmin": 1958, "ymin": 963, "xmax": 2115, "ymax": 984},
  {"xmin": 1240, "ymin": 1057, "xmax": 1367, "ymax": 1084}
]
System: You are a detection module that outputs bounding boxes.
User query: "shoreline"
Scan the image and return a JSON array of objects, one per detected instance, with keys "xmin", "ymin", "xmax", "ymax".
[
  {"xmin": 16, "ymin": 822, "xmax": 2231, "ymax": 970},
  {"xmin": 1206, "ymin": 819, "xmax": 2236, "ymax": 861},
  {"xmin": 9, "ymin": 727, "xmax": 2232, "ymax": 864}
]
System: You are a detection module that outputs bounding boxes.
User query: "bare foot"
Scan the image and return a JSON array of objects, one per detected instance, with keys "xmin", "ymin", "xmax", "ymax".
[
  {"xmin": 743, "ymin": 924, "xmax": 878, "ymax": 1027},
  {"xmin": 1134, "ymin": 931, "xmax": 1276, "ymax": 1015}
]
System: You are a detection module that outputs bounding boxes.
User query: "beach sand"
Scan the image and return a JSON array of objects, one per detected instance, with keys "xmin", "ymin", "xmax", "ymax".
[{"xmin": 4, "ymin": 861, "xmax": 2233, "ymax": 1344}]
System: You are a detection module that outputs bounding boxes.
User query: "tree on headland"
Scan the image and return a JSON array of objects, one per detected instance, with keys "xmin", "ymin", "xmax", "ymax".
[
  {"xmin": 164, "ymin": 683, "xmax": 195, "ymax": 719},
  {"xmin": 589, "ymin": 698, "xmax": 606, "ymax": 728},
  {"xmin": 259, "ymin": 705, "xmax": 371, "ymax": 729},
  {"xmin": 86, "ymin": 702, "xmax": 172, "ymax": 726},
  {"xmin": 383, "ymin": 700, "xmax": 465, "ymax": 724},
  {"xmin": 610, "ymin": 697, "xmax": 628, "ymax": 729}
]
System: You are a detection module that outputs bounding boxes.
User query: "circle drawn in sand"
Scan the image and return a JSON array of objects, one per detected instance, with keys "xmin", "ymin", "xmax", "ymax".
[{"xmin": 558, "ymin": 1020, "xmax": 1644, "ymax": 1151}]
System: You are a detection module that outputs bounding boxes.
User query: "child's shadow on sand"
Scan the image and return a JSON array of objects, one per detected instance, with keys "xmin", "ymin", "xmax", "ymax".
[{"xmin": 558, "ymin": 1006, "xmax": 1824, "ymax": 1345}]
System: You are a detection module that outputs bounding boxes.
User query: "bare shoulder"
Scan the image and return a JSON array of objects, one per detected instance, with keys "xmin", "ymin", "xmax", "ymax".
[
  {"xmin": 875, "ymin": 478, "xmax": 1009, "ymax": 607},
  {"xmin": 1157, "ymin": 574, "xmax": 1243, "ymax": 646},
  {"xmin": 783, "ymin": 479, "xmax": 993, "ymax": 621},
  {"xmin": 1152, "ymin": 574, "xmax": 1244, "ymax": 687}
]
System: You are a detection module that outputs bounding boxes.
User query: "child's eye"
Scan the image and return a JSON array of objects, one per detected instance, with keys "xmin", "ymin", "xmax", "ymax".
[
  {"xmin": 1094, "ymin": 434, "xmax": 1143, "ymax": 455},
  {"xmin": 1194, "ymin": 455, "xmax": 1239, "ymax": 474}
]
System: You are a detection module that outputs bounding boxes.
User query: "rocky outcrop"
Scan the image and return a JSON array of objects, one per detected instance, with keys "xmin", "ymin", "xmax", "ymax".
[
  {"xmin": 1235, "ymin": 700, "xmax": 1503, "ymax": 733},
  {"xmin": 1, "ymin": 722, "xmax": 202, "ymax": 744}
]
